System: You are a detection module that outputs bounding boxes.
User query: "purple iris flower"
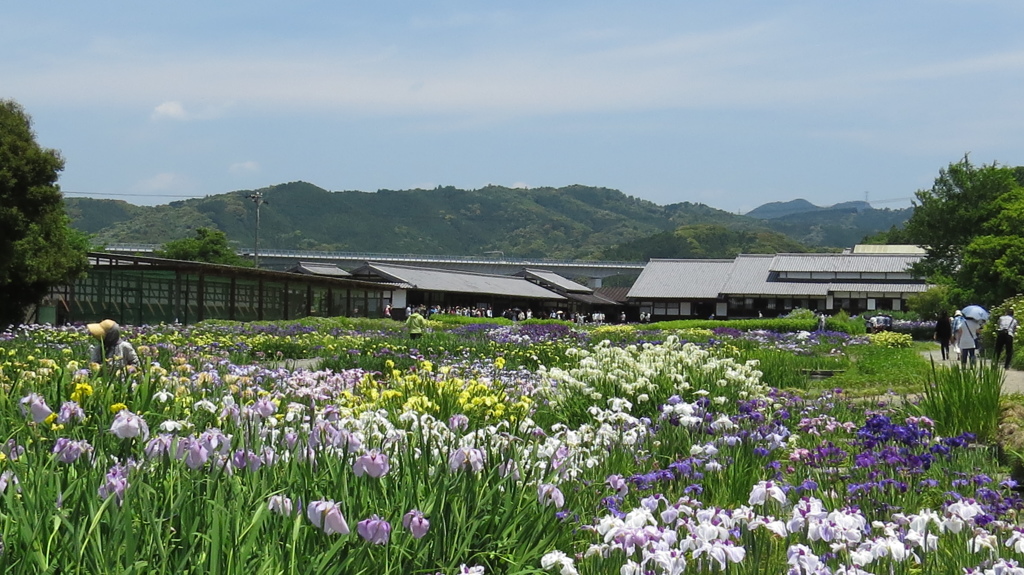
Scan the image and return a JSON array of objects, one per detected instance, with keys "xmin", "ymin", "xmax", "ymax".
[
  {"xmin": 232, "ymin": 449, "xmax": 263, "ymax": 472},
  {"xmin": 606, "ymin": 474, "xmax": 629, "ymax": 496},
  {"xmin": 448, "ymin": 414, "xmax": 470, "ymax": 431},
  {"xmin": 144, "ymin": 434, "xmax": 174, "ymax": 459},
  {"xmin": 56, "ymin": 401, "xmax": 85, "ymax": 424},
  {"xmin": 97, "ymin": 462, "xmax": 131, "ymax": 506},
  {"xmin": 267, "ymin": 495, "xmax": 294, "ymax": 516},
  {"xmin": 19, "ymin": 393, "xmax": 52, "ymax": 424},
  {"xmin": 353, "ymin": 451, "xmax": 390, "ymax": 478},
  {"xmin": 402, "ymin": 509, "xmax": 430, "ymax": 539},
  {"xmin": 175, "ymin": 436, "xmax": 209, "ymax": 470},
  {"xmin": 110, "ymin": 410, "xmax": 150, "ymax": 440},
  {"xmin": 357, "ymin": 515, "xmax": 391, "ymax": 544},
  {"xmin": 449, "ymin": 447, "xmax": 485, "ymax": 472},
  {"xmin": 538, "ymin": 483, "xmax": 566, "ymax": 508},
  {"xmin": 52, "ymin": 438, "xmax": 92, "ymax": 464},
  {"xmin": 307, "ymin": 500, "xmax": 350, "ymax": 535}
]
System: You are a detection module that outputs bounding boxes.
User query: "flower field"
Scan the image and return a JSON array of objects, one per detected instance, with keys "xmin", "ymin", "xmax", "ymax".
[{"xmin": 1, "ymin": 318, "xmax": 1022, "ymax": 574}]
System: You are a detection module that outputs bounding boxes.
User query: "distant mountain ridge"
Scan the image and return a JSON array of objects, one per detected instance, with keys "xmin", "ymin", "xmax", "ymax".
[
  {"xmin": 744, "ymin": 199, "xmax": 875, "ymax": 219},
  {"xmin": 64, "ymin": 182, "xmax": 912, "ymax": 260}
]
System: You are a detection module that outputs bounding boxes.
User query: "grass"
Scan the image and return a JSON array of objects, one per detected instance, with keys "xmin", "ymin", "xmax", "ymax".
[{"xmin": 820, "ymin": 342, "xmax": 932, "ymax": 397}]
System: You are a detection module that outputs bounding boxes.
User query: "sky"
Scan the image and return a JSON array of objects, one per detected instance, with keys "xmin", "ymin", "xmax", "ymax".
[{"xmin": 4, "ymin": 1, "xmax": 1024, "ymax": 214}]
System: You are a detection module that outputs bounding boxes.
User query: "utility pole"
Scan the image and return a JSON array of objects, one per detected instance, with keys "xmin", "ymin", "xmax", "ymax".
[{"xmin": 247, "ymin": 192, "xmax": 267, "ymax": 268}]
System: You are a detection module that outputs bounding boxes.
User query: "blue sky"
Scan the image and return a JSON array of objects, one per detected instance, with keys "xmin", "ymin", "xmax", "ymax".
[{"xmin": 4, "ymin": 1, "xmax": 1024, "ymax": 213}]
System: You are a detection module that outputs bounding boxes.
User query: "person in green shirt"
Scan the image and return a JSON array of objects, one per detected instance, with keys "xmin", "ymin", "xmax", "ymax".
[{"xmin": 406, "ymin": 307, "xmax": 427, "ymax": 339}]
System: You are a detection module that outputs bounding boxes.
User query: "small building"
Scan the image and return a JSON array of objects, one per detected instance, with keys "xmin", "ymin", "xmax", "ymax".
[{"xmin": 628, "ymin": 253, "xmax": 930, "ymax": 320}]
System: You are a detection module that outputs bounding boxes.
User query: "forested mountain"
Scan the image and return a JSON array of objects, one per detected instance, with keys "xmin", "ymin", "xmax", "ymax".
[
  {"xmin": 745, "ymin": 199, "xmax": 876, "ymax": 219},
  {"xmin": 65, "ymin": 182, "xmax": 912, "ymax": 260},
  {"xmin": 601, "ymin": 224, "xmax": 813, "ymax": 260}
]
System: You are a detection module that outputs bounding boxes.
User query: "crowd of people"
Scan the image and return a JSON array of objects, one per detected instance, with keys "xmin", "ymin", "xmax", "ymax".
[
  {"xmin": 390, "ymin": 305, "xmax": 635, "ymax": 325},
  {"xmin": 933, "ymin": 308, "xmax": 1018, "ymax": 368}
]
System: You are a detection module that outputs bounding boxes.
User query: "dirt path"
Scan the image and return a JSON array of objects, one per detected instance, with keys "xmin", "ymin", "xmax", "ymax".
[{"xmin": 919, "ymin": 345, "xmax": 1024, "ymax": 395}]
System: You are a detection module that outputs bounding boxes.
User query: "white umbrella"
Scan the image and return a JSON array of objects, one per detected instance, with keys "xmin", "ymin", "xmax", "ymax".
[{"xmin": 961, "ymin": 305, "xmax": 989, "ymax": 321}]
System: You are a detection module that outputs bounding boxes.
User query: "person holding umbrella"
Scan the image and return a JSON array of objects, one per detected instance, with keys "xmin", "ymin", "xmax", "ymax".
[{"xmin": 955, "ymin": 305, "xmax": 989, "ymax": 366}]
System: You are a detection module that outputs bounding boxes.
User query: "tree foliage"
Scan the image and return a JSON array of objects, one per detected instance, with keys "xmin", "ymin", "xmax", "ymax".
[
  {"xmin": 0, "ymin": 100, "xmax": 89, "ymax": 328},
  {"xmin": 155, "ymin": 227, "xmax": 252, "ymax": 266},
  {"xmin": 601, "ymin": 223, "xmax": 811, "ymax": 260},
  {"xmin": 902, "ymin": 156, "xmax": 1024, "ymax": 307}
]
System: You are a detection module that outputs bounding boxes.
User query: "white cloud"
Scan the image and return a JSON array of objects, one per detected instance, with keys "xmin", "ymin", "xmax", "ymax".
[
  {"xmin": 150, "ymin": 100, "xmax": 231, "ymax": 121},
  {"xmin": 152, "ymin": 101, "xmax": 190, "ymax": 120},
  {"xmin": 509, "ymin": 182, "xmax": 529, "ymax": 189},
  {"xmin": 229, "ymin": 160, "xmax": 260, "ymax": 175}
]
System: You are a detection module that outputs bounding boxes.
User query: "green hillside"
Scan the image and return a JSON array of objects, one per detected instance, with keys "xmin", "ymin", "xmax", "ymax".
[
  {"xmin": 66, "ymin": 182, "xmax": 912, "ymax": 260},
  {"xmin": 601, "ymin": 224, "xmax": 813, "ymax": 260}
]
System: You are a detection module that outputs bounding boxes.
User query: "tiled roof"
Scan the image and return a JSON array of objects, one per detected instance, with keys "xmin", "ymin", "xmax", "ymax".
[
  {"xmin": 851, "ymin": 244, "xmax": 926, "ymax": 254},
  {"xmin": 627, "ymin": 254, "xmax": 930, "ymax": 299},
  {"xmin": 627, "ymin": 259, "xmax": 735, "ymax": 299},
  {"xmin": 594, "ymin": 286, "xmax": 631, "ymax": 303},
  {"xmin": 516, "ymin": 268, "xmax": 593, "ymax": 293},
  {"xmin": 349, "ymin": 262, "xmax": 566, "ymax": 300},
  {"xmin": 769, "ymin": 253, "xmax": 922, "ymax": 273},
  {"xmin": 290, "ymin": 262, "xmax": 352, "ymax": 277},
  {"xmin": 564, "ymin": 292, "xmax": 621, "ymax": 305}
]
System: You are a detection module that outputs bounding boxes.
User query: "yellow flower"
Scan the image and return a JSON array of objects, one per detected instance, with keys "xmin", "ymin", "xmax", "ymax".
[
  {"xmin": 71, "ymin": 382, "xmax": 94, "ymax": 403},
  {"xmin": 494, "ymin": 357, "xmax": 506, "ymax": 370},
  {"xmin": 44, "ymin": 413, "xmax": 58, "ymax": 425},
  {"xmin": 110, "ymin": 402, "xmax": 128, "ymax": 413}
]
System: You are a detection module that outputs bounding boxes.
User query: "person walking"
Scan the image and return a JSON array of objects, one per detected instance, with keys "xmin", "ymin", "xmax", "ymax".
[
  {"xmin": 406, "ymin": 307, "xmax": 427, "ymax": 340},
  {"xmin": 995, "ymin": 309, "xmax": 1019, "ymax": 369},
  {"xmin": 954, "ymin": 314, "xmax": 983, "ymax": 366},
  {"xmin": 934, "ymin": 310, "xmax": 953, "ymax": 360}
]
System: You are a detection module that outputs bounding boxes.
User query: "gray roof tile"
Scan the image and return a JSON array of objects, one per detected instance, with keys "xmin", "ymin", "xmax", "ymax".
[
  {"xmin": 627, "ymin": 259, "xmax": 734, "ymax": 299},
  {"xmin": 351, "ymin": 262, "xmax": 566, "ymax": 300},
  {"xmin": 516, "ymin": 268, "xmax": 593, "ymax": 293},
  {"xmin": 769, "ymin": 254, "xmax": 922, "ymax": 273},
  {"xmin": 627, "ymin": 254, "xmax": 930, "ymax": 299}
]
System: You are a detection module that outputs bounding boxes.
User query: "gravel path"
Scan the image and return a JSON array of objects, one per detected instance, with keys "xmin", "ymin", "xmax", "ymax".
[{"xmin": 919, "ymin": 345, "xmax": 1024, "ymax": 395}]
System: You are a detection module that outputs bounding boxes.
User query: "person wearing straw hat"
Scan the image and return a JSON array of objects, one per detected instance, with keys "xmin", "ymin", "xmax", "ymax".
[{"xmin": 87, "ymin": 319, "xmax": 139, "ymax": 367}]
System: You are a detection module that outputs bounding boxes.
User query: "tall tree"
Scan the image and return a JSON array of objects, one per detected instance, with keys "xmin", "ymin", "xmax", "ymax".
[
  {"xmin": 902, "ymin": 156, "xmax": 1024, "ymax": 306},
  {"xmin": 0, "ymin": 100, "xmax": 89, "ymax": 328},
  {"xmin": 155, "ymin": 227, "xmax": 252, "ymax": 266}
]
